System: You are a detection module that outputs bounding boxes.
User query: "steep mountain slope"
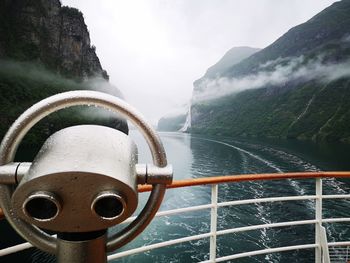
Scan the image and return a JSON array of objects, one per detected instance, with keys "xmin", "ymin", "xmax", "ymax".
[
  {"xmin": 157, "ymin": 47, "xmax": 259, "ymax": 131},
  {"xmin": 0, "ymin": 0, "xmax": 127, "ymax": 147},
  {"xmin": 191, "ymin": 0, "xmax": 350, "ymax": 142}
]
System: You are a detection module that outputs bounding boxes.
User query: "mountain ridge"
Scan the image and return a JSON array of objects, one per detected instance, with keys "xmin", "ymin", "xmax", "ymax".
[
  {"xmin": 190, "ymin": 0, "xmax": 350, "ymax": 142},
  {"xmin": 222, "ymin": 0, "xmax": 350, "ymax": 78},
  {"xmin": 202, "ymin": 46, "xmax": 261, "ymax": 79}
]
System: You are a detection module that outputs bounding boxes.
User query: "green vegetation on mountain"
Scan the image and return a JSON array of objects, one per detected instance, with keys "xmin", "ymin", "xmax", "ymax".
[
  {"xmin": 0, "ymin": 61, "xmax": 127, "ymax": 148},
  {"xmin": 191, "ymin": 0, "xmax": 350, "ymax": 143},
  {"xmin": 0, "ymin": 0, "xmax": 127, "ymax": 148}
]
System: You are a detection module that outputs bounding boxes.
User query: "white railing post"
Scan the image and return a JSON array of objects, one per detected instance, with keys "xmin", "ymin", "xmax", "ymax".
[
  {"xmin": 320, "ymin": 226, "xmax": 330, "ymax": 263},
  {"xmin": 315, "ymin": 178, "xmax": 322, "ymax": 263},
  {"xmin": 210, "ymin": 184, "xmax": 218, "ymax": 262}
]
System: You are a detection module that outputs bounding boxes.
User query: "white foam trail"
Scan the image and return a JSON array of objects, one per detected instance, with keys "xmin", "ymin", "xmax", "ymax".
[
  {"xmin": 250, "ymin": 182, "xmax": 280, "ymax": 262},
  {"xmin": 323, "ymin": 178, "xmax": 347, "ymax": 194},
  {"xmin": 287, "ymin": 179, "xmax": 306, "ymax": 196},
  {"xmin": 191, "ymin": 136, "xmax": 284, "ymax": 260},
  {"xmin": 262, "ymin": 147, "xmax": 319, "ymax": 172},
  {"xmin": 199, "ymin": 138, "xmax": 283, "ymax": 173},
  {"xmin": 233, "ymin": 142, "xmax": 317, "ymax": 197}
]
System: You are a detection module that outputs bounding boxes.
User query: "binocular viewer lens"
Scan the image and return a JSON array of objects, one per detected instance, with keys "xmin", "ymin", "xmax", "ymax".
[
  {"xmin": 23, "ymin": 190, "xmax": 126, "ymax": 222},
  {"xmin": 92, "ymin": 192, "xmax": 126, "ymax": 220},
  {"xmin": 23, "ymin": 192, "xmax": 61, "ymax": 221}
]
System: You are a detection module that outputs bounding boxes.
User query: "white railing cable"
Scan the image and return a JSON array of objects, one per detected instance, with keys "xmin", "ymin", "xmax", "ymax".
[
  {"xmin": 218, "ymin": 195, "xmax": 317, "ymax": 207},
  {"xmin": 205, "ymin": 244, "xmax": 318, "ymax": 262},
  {"xmin": 0, "ymin": 234, "xmax": 57, "ymax": 257},
  {"xmin": 107, "ymin": 232, "xmax": 212, "ymax": 260},
  {"xmin": 216, "ymin": 219, "xmax": 317, "ymax": 236},
  {"xmin": 329, "ymin": 242, "xmax": 350, "ymax": 247},
  {"xmin": 0, "ymin": 242, "xmax": 33, "ymax": 257},
  {"xmin": 322, "ymin": 218, "xmax": 350, "ymax": 223}
]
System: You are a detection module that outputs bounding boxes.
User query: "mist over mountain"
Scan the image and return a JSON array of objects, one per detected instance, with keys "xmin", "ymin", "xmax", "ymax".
[
  {"xmin": 158, "ymin": 47, "xmax": 259, "ymax": 131},
  {"xmin": 190, "ymin": 0, "xmax": 350, "ymax": 143},
  {"xmin": 0, "ymin": 0, "xmax": 127, "ymax": 147}
]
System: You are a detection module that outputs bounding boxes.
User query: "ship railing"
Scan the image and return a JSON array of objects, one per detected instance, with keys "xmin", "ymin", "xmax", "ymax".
[{"xmin": 1, "ymin": 171, "xmax": 350, "ymax": 262}]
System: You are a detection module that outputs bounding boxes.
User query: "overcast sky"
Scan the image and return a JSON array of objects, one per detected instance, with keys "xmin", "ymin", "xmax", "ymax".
[{"xmin": 62, "ymin": 0, "xmax": 337, "ymax": 124}]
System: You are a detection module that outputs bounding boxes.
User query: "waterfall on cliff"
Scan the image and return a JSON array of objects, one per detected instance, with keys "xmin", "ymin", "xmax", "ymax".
[{"xmin": 179, "ymin": 106, "xmax": 191, "ymax": 132}]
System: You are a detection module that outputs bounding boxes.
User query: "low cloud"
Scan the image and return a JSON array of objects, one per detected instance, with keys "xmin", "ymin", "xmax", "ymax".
[
  {"xmin": 0, "ymin": 60, "xmax": 124, "ymax": 120},
  {"xmin": 193, "ymin": 55, "xmax": 350, "ymax": 102},
  {"xmin": 161, "ymin": 103, "xmax": 190, "ymax": 119},
  {"xmin": 83, "ymin": 77, "xmax": 123, "ymax": 98}
]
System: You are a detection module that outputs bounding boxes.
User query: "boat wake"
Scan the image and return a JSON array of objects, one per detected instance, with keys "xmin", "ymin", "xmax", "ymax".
[
  {"xmin": 119, "ymin": 133, "xmax": 349, "ymax": 262},
  {"xmin": 193, "ymin": 137, "xmax": 283, "ymax": 173}
]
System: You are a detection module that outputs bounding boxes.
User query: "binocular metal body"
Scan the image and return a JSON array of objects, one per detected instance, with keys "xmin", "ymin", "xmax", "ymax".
[{"xmin": 12, "ymin": 125, "xmax": 138, "ymax": 232}]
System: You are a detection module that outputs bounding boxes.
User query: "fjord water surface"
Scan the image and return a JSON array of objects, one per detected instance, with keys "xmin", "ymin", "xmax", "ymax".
[
  {"xmin": 2, "ymin": 132, "xmax": 350, "ymax": 262},
  {"xmin": 113, "ymin": 131, "xmax": 350, "ymax": 262}
]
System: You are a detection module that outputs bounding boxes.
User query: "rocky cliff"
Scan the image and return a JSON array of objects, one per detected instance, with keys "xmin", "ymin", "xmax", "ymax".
[
  {"xmin": 0, "ymin": 0, "xmax": 108, "ymax": 79},
  {"xmin": 0, "ymin": 0, "xmax": 127, "ymax": 148},
  {"xmin": 190, "ymin": 0, "xmax": 350, "ymax": 143}
]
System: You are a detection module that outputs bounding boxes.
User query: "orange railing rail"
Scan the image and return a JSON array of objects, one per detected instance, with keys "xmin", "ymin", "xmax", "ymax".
[
  {"xmin": 138, "ymin": 171, "xmax": 350, "ymax": 192},
  {"xmin": 1, "ymin": 171, "xmax": 350, "ymax": 220}
]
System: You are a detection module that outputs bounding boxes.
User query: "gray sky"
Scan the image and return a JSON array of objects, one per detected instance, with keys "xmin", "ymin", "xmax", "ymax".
[{"xmin": 62, "ymin": 0, "xmax": 337, "ymax": 124}]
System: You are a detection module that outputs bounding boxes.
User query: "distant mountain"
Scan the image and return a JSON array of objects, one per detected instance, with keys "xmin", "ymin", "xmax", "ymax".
[
  {"xmin": 158, "ymin": 47, "xmax": 259, "ymax": 132},
  {"xmin": 191, "ymin": 0, "xmax": 350, "ymax": 143},
  {"xmin": 202, "ymin": 46, "xmax": 260, "ymax": 79},
  {"xmin": 0, "ymin": 0, "xmax": 127, "ymax": 147},
  {"xmin": 158, "ymin": 113, "xmax": 187, "ymax": 132},
  {"xmin": 193, "ymin": 46, "xmax": 260, "ymax": 96}
]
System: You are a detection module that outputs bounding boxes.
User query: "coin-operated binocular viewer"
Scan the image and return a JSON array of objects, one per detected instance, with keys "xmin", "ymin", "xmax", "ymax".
[{"xmin": 0, "ymin": 91, "xmax": 173, "ymax": 262}]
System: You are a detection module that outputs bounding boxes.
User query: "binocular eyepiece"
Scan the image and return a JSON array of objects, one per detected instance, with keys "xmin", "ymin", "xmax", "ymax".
[
  {"xmin": 23, "ymin": 190, "xmax": 126, "ymax": 222},
  {"xmin": 23, "ymin": 191, "xmax": 61, "ymax": 221},
  {"xmin": 91, "ymin": 191, "xmax": 126, "ymax": 220},
  {"xmin": 12, "ymin": 125, "xmax": 138, "ymax": 232}
]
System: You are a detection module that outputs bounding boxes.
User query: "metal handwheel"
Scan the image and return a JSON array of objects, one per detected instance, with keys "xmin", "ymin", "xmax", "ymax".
[{"xmin": 0, "ymin": 90, "xmax": 173, "ymax": 262}]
